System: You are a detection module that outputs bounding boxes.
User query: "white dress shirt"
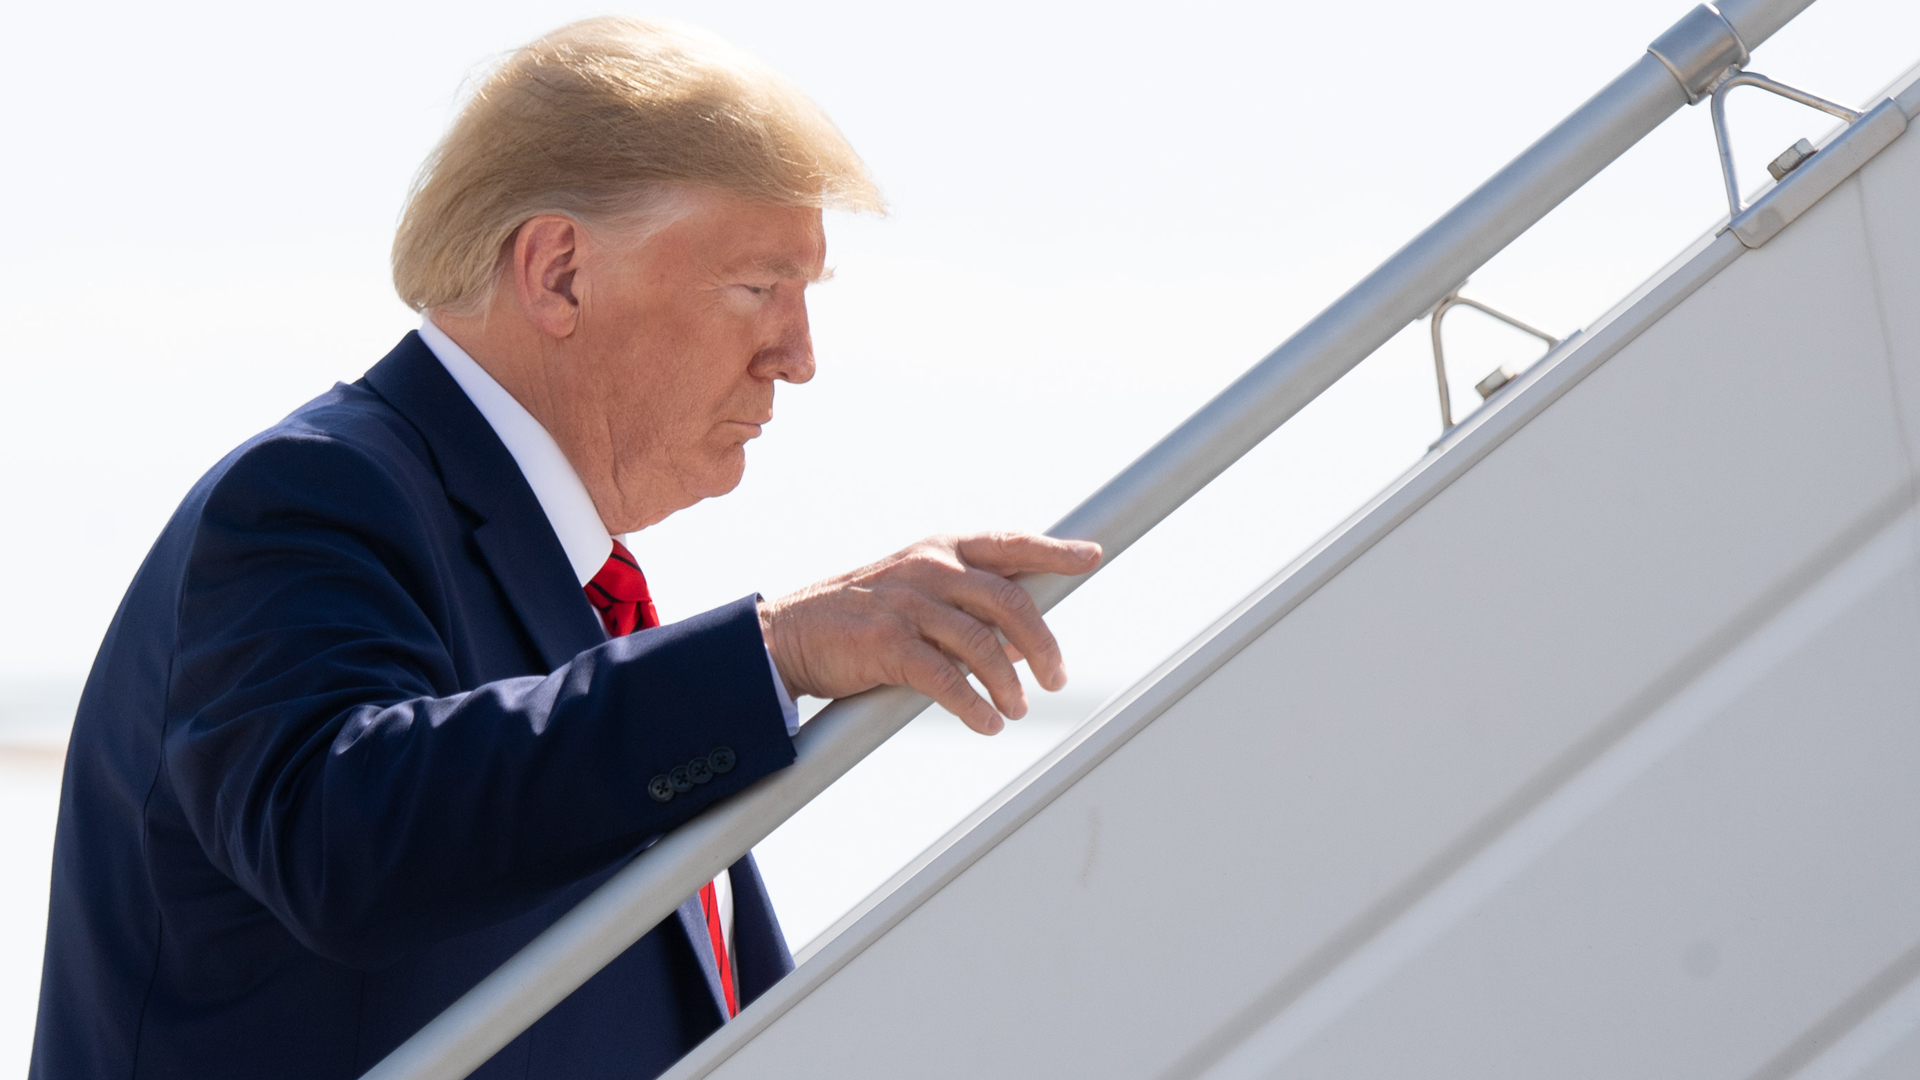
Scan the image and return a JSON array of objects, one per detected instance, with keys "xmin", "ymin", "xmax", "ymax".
[{"xmin": 418, "ymin": 317, "xmax": 796, "ymax": 968}]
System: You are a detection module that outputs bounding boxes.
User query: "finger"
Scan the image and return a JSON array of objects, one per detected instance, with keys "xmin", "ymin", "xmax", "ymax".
[
  {"xmin": 941, "ymin": 567, "xmax": 1070, "ymax": 693},
  {"xmin": 898, "ymin": 640, "xmax": 1003, "ymax": 735},
  {"xmin": 954, "ymin": 532, "xmax": 1102, "ymax": 578},
  {"xmin": 906, "ymin": 592, "xmax": 1030, "ymax": 720}
]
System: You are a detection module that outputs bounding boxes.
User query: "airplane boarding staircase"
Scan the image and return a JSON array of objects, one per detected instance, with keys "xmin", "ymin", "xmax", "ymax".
[{"xmin": 364, "ymin": 3, "xmax": 1920, "ymax": 1078}]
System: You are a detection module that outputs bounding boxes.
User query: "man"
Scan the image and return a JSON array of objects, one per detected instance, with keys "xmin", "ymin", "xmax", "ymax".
[{"xmin": 31, "ymin": 17, "xmax": 1098, "ymax": 1080}]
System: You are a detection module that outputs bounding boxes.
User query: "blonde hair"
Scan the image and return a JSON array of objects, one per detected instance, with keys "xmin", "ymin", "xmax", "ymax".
[{"xmin": 392, "ymin": 16, "xmax": 883, "ymax": 315}]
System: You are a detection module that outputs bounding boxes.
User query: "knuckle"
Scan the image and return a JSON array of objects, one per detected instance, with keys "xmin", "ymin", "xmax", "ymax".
[
  {"xmin": 925, "ymin": 660, "xmax": 969, "ymax": 697},
  {"xmin": 902, "ymin": 644, "xmax": 942, "ymax": 676},
  {"xmin": 903, "ymin": 550, "xmax": 947, "ymax": 575},
  {"xmin": 967, "ymin": 531, "xmax": 1012, "ymax": 560},
  {"xmin": 878, "ymin": 589, "xmax": 930, "ymax": 626},
  {"xmin": 911, "ymin": 534, "xmax": 956, "ymax": 559},
  {"xmin": 962, "ymin": 622, "xmax": 1000, "ymax": 661},
  {"xmin": 896, "ymin": 650, "xmax": 937, "ymax": 687},
  {"xmin": 856, "ymin": 616, "xmax": 903, "ymax": 654},
  {"xmin": 993, "ymin": 579, "xmax": 1035, "ymax": 616},
  {"xmin": 881, "ymin": 612, "xmax": 918, "ymax": 643}
]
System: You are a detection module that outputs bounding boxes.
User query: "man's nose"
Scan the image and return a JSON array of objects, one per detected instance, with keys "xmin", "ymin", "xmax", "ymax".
[{"xmin": 750, "ymin": 298, "xmax": 816, "ymax": 385}]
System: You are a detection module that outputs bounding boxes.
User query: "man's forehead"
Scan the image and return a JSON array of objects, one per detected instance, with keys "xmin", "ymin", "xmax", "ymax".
[
  {"xmin": 750, "ymin": 255, "xmax": 831, "ymax": 283},
  {"xmin": 683, "ymin": 197, "xmax": 828, "ymax": 279}
]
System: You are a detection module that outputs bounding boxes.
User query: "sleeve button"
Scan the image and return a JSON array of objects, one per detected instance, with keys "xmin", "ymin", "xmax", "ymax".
[
  {"xmin": 668, "ymin": 765, "xmax": 694, "ymax": 793},
  {"xmin": 647, "ymin": 775, "xmax": 675, "ymax": 803},
  {"xmin": 708, "ymin": 747, "xmax": 736, "ymax": 774},
  {"xmin": 687, "ymin": 757, "xmax": 714, "ymax": 784}
]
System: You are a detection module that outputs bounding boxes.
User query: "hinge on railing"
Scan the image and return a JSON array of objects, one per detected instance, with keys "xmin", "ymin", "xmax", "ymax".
[{"xmin": 1648, "ymin": 3, "xmax": 1750, "ymax": 105}]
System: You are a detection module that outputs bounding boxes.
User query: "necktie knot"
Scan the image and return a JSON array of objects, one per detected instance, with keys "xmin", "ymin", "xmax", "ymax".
[{"xmin": 585, "ymin": 539, "xmax": 659, "ymax": 637}]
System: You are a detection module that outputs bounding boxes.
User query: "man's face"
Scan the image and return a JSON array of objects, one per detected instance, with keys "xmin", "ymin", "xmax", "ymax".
[{"xmin": 573, "ymin": 194, "xmax": 825, "ymax": 523}]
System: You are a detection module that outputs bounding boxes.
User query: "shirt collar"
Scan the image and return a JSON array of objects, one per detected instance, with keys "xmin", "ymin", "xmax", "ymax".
[{"xmin": 418, "ymin": 317, "xmax": 613, "ymax": 588}]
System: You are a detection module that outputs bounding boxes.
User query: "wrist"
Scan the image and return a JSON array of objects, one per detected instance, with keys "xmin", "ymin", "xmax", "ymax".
[{"xmin": 756, "ymin": 594, "xmax": 802, "ymax": 697}]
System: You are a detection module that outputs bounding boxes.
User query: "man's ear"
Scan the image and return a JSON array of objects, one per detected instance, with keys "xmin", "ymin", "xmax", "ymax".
[{"xmin": 511, "ymin": 215, "xmax": 584, "ymax": 339}]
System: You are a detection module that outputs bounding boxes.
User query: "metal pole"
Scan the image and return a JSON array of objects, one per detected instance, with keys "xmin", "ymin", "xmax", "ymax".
[{"xmin": 358, "ymin": 2, "xmax": 1816, "ymax": 1077}]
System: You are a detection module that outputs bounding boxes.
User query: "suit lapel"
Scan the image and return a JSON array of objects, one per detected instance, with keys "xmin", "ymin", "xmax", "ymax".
[
  {"xmin": 726, "ymin": 854, "xmax": 794, "ymax": 1009},
  {"xmin": 468, "ymin": 517, "xmax": 604, "ymax": 672},
  {"xmin": 674, "ymin": 857, "xmax": 794, "ymax": 1022},
  {"xmin": 362, "ymin": 332, "xmax": 603, "ymax": 671},
  {"xmin": 676, "ymin": 895, "xmax": 732, "ymax": 1022}
]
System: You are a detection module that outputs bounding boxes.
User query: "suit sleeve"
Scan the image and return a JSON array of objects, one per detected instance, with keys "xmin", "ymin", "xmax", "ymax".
[{"xmin": 163, "ymin": 431, "xmax": 795, "ymax": 970}]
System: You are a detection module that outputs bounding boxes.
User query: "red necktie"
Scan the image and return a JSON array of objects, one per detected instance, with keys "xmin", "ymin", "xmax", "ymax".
[
  {"xmin": 584, "ymin": 541, "xmax": 737, "ymax": 1017},
  {"xmin": 699, "ymin": 880, "xmax": 737, "ymax": 1017},
  {"xmin": 585, "ymin": 539, "xmax": 660, "ymax": 636}
]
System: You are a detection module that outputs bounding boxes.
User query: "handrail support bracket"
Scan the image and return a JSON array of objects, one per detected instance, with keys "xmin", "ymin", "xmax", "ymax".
[
  {"xmin": 1428, "ymin": 284, "xmax": 1560, "ymax": 434},
  {"xmin": 1650, "ymin": 4, "xmax": 1868, "ymax": 224},
  {"xmin": 1708, "ymin": 72, "xmax": 1862, "ymax": 220}
]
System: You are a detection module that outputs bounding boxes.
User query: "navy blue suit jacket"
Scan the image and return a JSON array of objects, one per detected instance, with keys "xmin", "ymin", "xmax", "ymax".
[{"xmin": 31, "ymin": 333, "xmax": 798, "ymax": 1079}]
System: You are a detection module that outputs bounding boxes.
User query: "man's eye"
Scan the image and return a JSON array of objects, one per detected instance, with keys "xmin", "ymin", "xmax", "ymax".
[{"xmin": 740, "ymin": 284, "xmax": 770, "ymax": 297}]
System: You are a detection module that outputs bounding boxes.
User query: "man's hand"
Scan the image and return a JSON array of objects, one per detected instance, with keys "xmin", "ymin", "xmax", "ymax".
[{"xmin": 758, "ymin": 532, "xmax": 1102, "ymax": 734}]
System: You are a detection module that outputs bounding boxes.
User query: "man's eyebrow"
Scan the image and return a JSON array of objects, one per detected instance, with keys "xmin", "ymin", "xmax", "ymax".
[{"xmin": 754, "ymin": 257, "xmax": 833, "ymax": 283}]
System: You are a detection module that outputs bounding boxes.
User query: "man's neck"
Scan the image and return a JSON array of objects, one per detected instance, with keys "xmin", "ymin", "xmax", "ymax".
[
  {"xmin": 417, "ymin": 317, "xmax": 615, "ymax": 587},
  {"xmin": 430, "ymin": 307, "xmax": 682, "ymax": 533}
]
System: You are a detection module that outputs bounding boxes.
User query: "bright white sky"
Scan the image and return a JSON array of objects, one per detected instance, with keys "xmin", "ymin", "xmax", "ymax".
[{"xmin": 3, "ymin": 0, "xmax": 1918, "ymax": 703}]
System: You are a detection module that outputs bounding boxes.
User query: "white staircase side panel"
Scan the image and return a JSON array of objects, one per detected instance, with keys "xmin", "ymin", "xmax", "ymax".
[
  {"xmin": 1233, "ymin": 514, "xmax": 1920, "ymax": 1080},
  {"xmin": 1858, "ymin": 104, "xmax": 1920, "ymax": 482},
  {"xmin": 1845, "ymin": 993, "xmax": 1920, "ymax": 1080},
  {"xmin": 671, "ymin": 77, "xmax": 1920, "ymax": 1080}
]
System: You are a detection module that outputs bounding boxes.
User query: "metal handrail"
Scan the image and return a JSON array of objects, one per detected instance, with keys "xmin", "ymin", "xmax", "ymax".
[{"xmin": 359, "ymin": 2, "xmax": 1818, "ymax": 1077}]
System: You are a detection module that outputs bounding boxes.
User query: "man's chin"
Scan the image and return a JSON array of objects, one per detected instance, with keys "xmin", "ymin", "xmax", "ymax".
[{"xmin": 689, "ymin": 450, "xmax": 748, "ymax": 500}]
